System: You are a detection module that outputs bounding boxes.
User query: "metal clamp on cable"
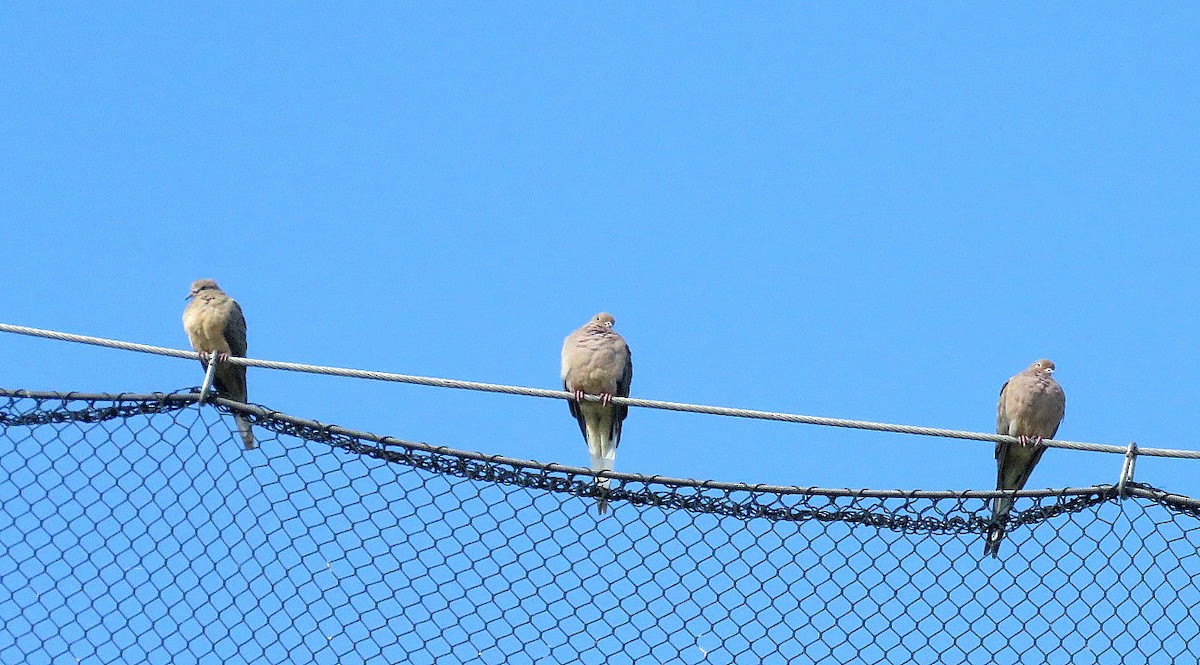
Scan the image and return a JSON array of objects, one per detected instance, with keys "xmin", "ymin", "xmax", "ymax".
[
  {"xmin": 198, "ymin": 351, "xmax": 219, "ymax": 403},
  {"xmin": 1117, "ymin": 441, "xmax": 1138, "ymax": 498}
]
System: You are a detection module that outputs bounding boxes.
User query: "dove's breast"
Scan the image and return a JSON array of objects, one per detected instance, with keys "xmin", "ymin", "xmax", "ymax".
[
  {"xmin": 562, "ymin": 332, "xmax": 628, "ymax": 394},
  {"xmin": 183, "ymin": 300, "xmax": 234, "ymax": 354}
]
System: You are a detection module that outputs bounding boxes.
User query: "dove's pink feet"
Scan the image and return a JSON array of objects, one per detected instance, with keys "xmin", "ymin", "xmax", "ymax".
[
  {"xmin": 1018, "ymin": 435, "xmax": 1045, "ymax": 448},
  {"xmin": 570, "ymin": 390, "xmax": 615, "ymax": 405}
]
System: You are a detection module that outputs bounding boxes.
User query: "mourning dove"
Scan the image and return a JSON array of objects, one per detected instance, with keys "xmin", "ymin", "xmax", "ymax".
[
  {"xmin": 562, "ymin": 312, "xmax": 633, "ymax": 514},
  {"xmin": 182, "ymin": 279, "xmax": 255, "ymax": 450},
  {"xmin": 984, "ymin": 359, "xmax": 1065, "ymax": 557}
]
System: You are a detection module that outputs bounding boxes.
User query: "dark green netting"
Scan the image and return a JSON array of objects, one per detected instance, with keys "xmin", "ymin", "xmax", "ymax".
[{"xmin": 2, "ymin": 390, "xmax": 1198, "ymax": 664}]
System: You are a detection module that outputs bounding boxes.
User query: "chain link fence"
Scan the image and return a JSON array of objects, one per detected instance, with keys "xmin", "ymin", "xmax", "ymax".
[{"xmin": 2, "ymin": 389, "xmax": 1199, "ymax": 664}]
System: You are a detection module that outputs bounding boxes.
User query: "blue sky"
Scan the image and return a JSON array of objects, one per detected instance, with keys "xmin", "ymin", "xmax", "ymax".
[{"xmin": 1, "ymin": 5, "xmax": 1198, "ymax": 524}]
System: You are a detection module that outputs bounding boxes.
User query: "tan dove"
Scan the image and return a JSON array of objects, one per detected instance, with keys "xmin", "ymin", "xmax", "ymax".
[
  {"xmin": 985, "ymin": 359, "xmax": 1065, "ymax": 558},
  {"xmin": 562, "ymin": 312, "xmax": 633, "ymax": 514},
  {"xmin": 183, "ymin": 279, "xmax": 255, "ymax": 450}
]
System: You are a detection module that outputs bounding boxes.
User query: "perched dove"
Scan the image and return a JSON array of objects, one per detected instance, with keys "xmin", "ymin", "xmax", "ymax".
[
  {"xmin": 182, "ymin": 279, "xmax": 255, "ymax": 450},
  {"xmin": 561, "ymin": 312, "xmax": 633, "ymax": 514},
  {"xmin": 985, "ymin": 359, "xmax": 1065, "ymax": 558}
]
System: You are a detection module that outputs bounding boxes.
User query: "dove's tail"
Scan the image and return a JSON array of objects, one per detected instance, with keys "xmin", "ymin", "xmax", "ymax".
[
  {"xmin": 983, "ymin": 496, "xmax": 1013, "ymax": 558},
  {"xmin": 589, "ymin": 436, "xmax": 618, "ymax": 515},
  {"xmin": 235, "ymin": 414, "xmax": 256, "ymax": 450}
]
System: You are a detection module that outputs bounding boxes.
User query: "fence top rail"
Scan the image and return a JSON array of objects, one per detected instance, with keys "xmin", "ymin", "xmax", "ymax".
[{"xmin": 1, "ymin": 321, "xmax": 1196, "ymax": 460}]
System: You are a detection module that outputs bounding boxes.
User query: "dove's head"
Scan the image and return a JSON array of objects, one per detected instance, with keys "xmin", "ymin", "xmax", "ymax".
[
  {"xmin": 592, "ymin": 312, "xmax": 616, "ymax": 329},
  {"xmin": 1030, "ymin": 359, "xmax": 1056, "ymax": 375},
  {"xmin": 187, "ymin": 279, "xmax": 222, "ymax": 300}
]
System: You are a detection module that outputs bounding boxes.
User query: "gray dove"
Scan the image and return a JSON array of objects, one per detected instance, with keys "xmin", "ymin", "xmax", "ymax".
[
  {"xmin": 562, "ymin": 312, "xmax": 633, "ymax": 514},
  {"xmin": 985, "ymin": 358, "xmax": 1065, "ymax": 558},
  {"xmin": 183, "ymin": 279, "xmax": 255, "ymax": 450}
]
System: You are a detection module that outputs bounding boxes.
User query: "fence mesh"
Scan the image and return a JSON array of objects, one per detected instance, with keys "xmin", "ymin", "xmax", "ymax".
[{"xmin": 2, "ymin": 389, "xmax": 1199, "ymax": 664}]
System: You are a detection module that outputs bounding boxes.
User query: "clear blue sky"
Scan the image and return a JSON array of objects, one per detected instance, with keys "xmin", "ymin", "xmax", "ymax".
[{"xmin": 1, "ymin": 6, "xmax": 1197, "ymax": 509}]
